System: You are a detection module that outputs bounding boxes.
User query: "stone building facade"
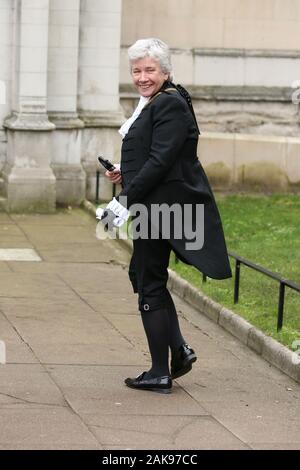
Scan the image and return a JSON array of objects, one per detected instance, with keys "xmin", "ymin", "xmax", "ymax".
[{"xmin": 0, "ymin": 0, "xmax": 300, "ymax": 212}]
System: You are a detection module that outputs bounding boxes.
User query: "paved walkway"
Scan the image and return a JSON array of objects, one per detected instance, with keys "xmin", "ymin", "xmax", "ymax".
[{"xmin": 0, "ymin": 208, "xmax": 299, "ymax": 450}]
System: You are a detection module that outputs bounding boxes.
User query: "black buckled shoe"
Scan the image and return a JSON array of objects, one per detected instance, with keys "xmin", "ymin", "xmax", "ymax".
[
  {"xmin": 125, "ymin": 372, "xmax": 172, "ymax": 394},
  {"xmin": 171, "ymin": 344, "xmax": 197, "ymax": 379}
]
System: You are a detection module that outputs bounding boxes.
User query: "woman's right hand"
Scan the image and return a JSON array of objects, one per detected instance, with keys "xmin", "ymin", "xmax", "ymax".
[{"xmin": 105, "ymin": 164, "xmax": 122, "ymax": 184}]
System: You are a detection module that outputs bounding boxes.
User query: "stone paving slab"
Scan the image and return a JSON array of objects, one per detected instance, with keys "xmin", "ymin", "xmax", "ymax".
[
  {"xmin": 0, "ymin": 364, "xmax": 66, "ymax": 406},
  {"xmin": 0, "ymin": 272, "xmax": 79, "ymax": 299},
  {"xmin": 0, "ymin": 213, "xmax": 13, "ymax": 224},
  {"xmin": 181, "ymin": 364, "xmax": 299, "ymax": 403},
  {"xmin": 37, "ymin": 243, "xmax": 123, "ymax": 263},
  {"xmin": 0, "ymin": 240, "xmax": 34, "ymax": 249},
  {"xmin": 0, "ymin": 313, "xmax": 38, "ymax": 364},
  {"xmin": 202, "ymin": 398, "xmax": 300, "ymax": 445},
  {"xmin": 0, "ymin": 262, "xmax": 10, "ymax": 272},
  {"xmin": 10, "ymin": 210, "xmax": 93, "ymax": 226},
  {"xmin": 20, "ymin": 224, "xmax": 99, "ymax": 246},
  {"xmin": 2, "ymin": 260, "xmax": 129, "ymax": 274},
  {"xmin": 250, "ymin": 443, "xmax": 300, "ymax": 450},
  {"xmin": 46, "ymin": 365, "xmax": 209, "ymax": 417},
  {"xmin": 82, "ymin": 294, "xmax": 139, "ymax": 316},
  {"xmin": 0, "ymin": 407, "xmax": 101, "ymax": 450},
  {"xmin": 32, "ymin": 343, "xmax": 145, "ymax": 366},
  {"xmin": 58, "ymin": 263, "xmax": 131, "ymax": 295},
  {"xmin": 0, "ymin": 249, "xmax": 41, "ymax": 261},
  {"xmin": 102, "ymin": 313, "xmax": 152, "ymax": 348},
  {"xmin": 0, "ymin": 297, "xmax": 145, "ymax": 366},
  {"xmin": 0, "ymin": 224, "xmax": 27, "ymax": 240},
  {"xmin": 89, "ymin": 415, "xmax": 249, "ymax": 450}
]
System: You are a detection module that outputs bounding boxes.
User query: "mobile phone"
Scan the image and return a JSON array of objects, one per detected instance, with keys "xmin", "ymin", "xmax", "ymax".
[{"xmin": 97, "ymin": 156, "xmax": 115, "ymax": 171}]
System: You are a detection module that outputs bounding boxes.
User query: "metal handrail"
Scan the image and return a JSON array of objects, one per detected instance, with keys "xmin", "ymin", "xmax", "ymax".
[
  {"xmin": 95, "ymin": 170, "xmax": 116, "ymax": 203},
  {"xmin": 201, "ymin": 250, "xmax": 300, "ymax": 332}
]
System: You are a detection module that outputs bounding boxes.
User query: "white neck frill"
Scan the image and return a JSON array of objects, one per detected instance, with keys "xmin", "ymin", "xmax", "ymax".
[{"xmin": 119, "ymin": 96, "xmax": 149, "ymax": 138}]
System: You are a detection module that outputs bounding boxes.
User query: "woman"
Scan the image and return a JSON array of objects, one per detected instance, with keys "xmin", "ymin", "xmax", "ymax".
[{"xmin": 101, "ymin": 38, "xmax": 231, "ymax": 394}]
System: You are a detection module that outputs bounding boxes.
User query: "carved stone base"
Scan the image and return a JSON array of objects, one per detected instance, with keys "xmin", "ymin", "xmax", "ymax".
[
  {"xmin": 52, "ymin": 163, "xmax": 86, "ymax": 205},
  {"xmin": 4, "ymin": 112, "xmax": 55, "ymax": 131},
  {"xmin": 3, "ymin": 165, "xmax": 56, "ymax": 213},
  {"xmin": 3, "ymin": 129, "xmax": 56, "ymax": 212}
]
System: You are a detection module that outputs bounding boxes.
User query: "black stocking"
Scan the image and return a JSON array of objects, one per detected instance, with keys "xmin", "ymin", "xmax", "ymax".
[
  {"xmin": 141, "ymin": 307, "xmax": 170, "ymax": 378},
  {"xmin": 165, "ymin": 290, "xmax": 185, "ymax": 353}
]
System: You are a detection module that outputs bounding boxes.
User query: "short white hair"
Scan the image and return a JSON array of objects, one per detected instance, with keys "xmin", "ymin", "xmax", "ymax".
[{"xmin": 128, "ymin": 38, "xmax": 173, "ymax": 80}]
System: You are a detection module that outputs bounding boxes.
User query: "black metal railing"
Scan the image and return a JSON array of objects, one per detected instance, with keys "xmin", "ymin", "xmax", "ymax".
[
  {"xmin": 227, "ymin": 251, "xmax": 300, "ymax": 331},
  {"xmin": 95, "ymin": 170, "xmax": 116, "ymax": 204},
  {"xmin": 176, "ymin": 250, "xmax": 300, "ymax": 332}
]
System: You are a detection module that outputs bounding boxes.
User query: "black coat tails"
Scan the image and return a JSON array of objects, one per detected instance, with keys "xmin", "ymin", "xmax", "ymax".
[{"xmin": 118, "ymin": 81, "xmax": 232, "ymax": 280}]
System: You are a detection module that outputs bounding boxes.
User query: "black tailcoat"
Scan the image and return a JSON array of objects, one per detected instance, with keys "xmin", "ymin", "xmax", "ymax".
[{"xmin": 118, "ymin": 82, "xmax": 232, "ymax": 280}]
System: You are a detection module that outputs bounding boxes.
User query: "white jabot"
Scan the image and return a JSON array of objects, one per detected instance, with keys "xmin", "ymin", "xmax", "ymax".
[{"xmin": 119, "ymin": 96, "xmax": 149, "ymax": 138}]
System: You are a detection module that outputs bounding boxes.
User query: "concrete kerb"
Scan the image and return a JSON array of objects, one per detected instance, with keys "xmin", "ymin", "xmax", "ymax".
[{"xmin": 83, "ymin": 199, "xmax": 300, "ymax": 384}]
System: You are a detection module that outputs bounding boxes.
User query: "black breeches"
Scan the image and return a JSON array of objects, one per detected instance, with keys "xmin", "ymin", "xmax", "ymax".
[{"xmin": 129, "ymin": 237, "xmax": 172, "ymax": 312}]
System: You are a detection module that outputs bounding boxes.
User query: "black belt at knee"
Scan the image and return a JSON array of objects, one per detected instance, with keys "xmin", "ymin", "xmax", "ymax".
[{"xmin": 138, "ymin": 294, "xmax": 168, "ymax": 313}]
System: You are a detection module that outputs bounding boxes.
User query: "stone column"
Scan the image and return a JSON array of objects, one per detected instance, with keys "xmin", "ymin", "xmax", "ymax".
[
  {"xmin": 78, "ymin": 0, "xmax": 124, "ymax": 201},
  {"xmin": 0, "ymin": 0, "xmax": 12, "ymax": 138},
  {"xmin": 3, "ymin": 0, "xmax": 56, "ymax": 212},
  {"xmin": 47, "ymin": 0, "xmax": 85, "ymax": 205},
  {"xmin": 0, "ymin": 0, "xmax": 12, "ymax": 205}
]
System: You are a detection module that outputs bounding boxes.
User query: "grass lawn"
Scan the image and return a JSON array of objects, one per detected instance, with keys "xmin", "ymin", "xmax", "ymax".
[{"xmin": 169, "ymin": 194, "xmax": 300, "ymax": 351}]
